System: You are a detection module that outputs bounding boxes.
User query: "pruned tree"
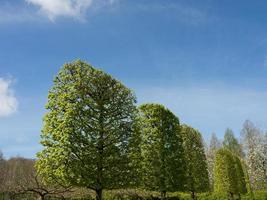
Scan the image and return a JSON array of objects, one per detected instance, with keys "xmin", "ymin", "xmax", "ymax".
[
  {"xmin": 138, "ymin": 103, "xmax": 186, "ymax": 197},
  {"xmin": 214, "ymin": 149, "xmax": 239, "ymax": 200},
  {"xmin": 232, "ymin": 155, "xmax": 247, "ymax": 195},
  {"xmin": 214, "ymin": 148, "xmax": 248, "ymax": 200},
  {"xmin": 36, "ymin": 60, "xmax": 138, "ymax": 200},
  {"xmin": 181, "ymin": 125, "xmax": 210, "ymax": 200}
]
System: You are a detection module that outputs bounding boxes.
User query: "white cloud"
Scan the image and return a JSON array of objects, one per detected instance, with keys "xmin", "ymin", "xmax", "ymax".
[
  {"xmin": 25, "ymin": 0, "xmax": 115, "ymax": 21},
  {"xmin": 0, "ymin": 78, "xmax": 18, "ymax": 117}
]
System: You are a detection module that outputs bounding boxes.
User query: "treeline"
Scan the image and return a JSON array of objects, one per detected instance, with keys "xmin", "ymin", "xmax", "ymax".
[
  {"xmin": 1, "ymin": 60, "xmax": 266, "ymax": 200},
  {"xmin": 0, "ymin": 155, "xmax": 71, "ymax": 199}
]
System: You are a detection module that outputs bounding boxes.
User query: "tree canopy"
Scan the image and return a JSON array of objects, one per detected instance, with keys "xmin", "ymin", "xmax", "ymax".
[{"xmin": 36, "ymin": 60, "xmax": 138, "ymax": 200}]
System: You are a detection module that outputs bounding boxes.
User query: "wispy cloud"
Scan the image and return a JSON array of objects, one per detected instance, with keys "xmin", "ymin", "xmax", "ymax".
[
  {"xmin": 0, "ymin": 78, "xmax": 18, "ymax": 117},
  {"xmin": 135, "ymin": 84, "xmax": 267, "ymax": 138},
  {"xmin": 0, "ymin": 2, "xmax": 36, "ymax": 24},
  {"xmin": 25, "ymin": 0, "xmax": 116, "ymax": 21},
  {"xmin": 136, "ymin": 2, "xmax": 209, "ymax": 25}
]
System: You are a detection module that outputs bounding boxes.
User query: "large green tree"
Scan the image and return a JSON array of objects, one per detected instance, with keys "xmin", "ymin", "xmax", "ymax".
[
  {"xmin": 138, "ymin": 104, "xmax": 186, "ymax": 197},
  {"xmin": 36, "ymin": 60, "xmax": 138, "ymax": 200},
  {"xmin": 181, "ymin": 125, "xmax": 209, "ymax": 200}
]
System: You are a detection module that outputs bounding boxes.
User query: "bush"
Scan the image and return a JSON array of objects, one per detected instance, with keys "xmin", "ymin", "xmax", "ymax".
[{"xmin": 242, "ymin": 190, "xmax": 267, "ymax": 200}]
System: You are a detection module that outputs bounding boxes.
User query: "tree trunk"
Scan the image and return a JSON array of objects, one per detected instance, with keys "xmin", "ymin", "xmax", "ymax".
[
  {"xmin": 96, "ymin": 188, "xmax": 103, "ymax": 200},
  {"xmin": 160, "ymin": 190, "xmax": 166, "ymax": 199},
  {"xmin": 228, "ymin": 192, "xmax": 234, "ymax": 200},
  {"xmin": 191, "ymin": 191, "xmax": 196, "ymax": 200},
  {"xmin": 38, "ymin": 194, "xmax": 45, "ymax": 200}
]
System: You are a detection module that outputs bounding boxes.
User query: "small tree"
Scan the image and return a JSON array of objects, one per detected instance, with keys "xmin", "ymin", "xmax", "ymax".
[
  {"xmin": 37, "ymin": 60, "xmax": 138, "ymax": 200},
  {"xmin": 138, "ymin": 103, "xmax": 186, "ymax": 197},
  {"xmin": 181, "ymin": 125, "xmax": 209, "ymax": 200}
]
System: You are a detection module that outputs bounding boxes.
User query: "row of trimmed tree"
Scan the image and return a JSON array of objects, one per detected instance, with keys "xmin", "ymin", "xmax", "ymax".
[
  {"xmin": 36, "ymin": 60, "xmax": 211, "ymax": 200},
  {"xmin": 24, "ymin": 60, "xmax": 266, "ymax": 200}
]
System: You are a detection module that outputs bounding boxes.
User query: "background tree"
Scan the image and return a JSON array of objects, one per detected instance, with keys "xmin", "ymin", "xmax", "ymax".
[
  {"xmin": 138, "ymin": 103, "xmax": 186, "ymax": 197},
  {"xmin": 36, "ymin": 60, "xmax": 138, "ymax": 200},
  {"xmin": 181, "ymin": 125, "xmax": 209, "ymax": 200},
  {"xmin": 5, "ymin": 157, "xmax": 69, "ymax": 200},
  {"xmin": 253, "ymin": 132, "xmax": 267, "ymax": 189},
  {"xmin": 206, "ymin": 133, "xmax": 221, "ymax": 190},
  {"xmin": 223, "ymin": 128, "xmax": 244, "ymax": 157},
  {"xmin": 241, "ymin": 120, "xmax": 267, "ymax": 190},
  {"xmin": 0, "ymin": 151, "xmax": 6, "ymax": 193}
]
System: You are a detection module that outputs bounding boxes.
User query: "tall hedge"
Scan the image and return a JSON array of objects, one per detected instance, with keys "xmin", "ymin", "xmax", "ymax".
[
  {"xmin": 138, "ymin": 103, "xmax": 186, "ymax": 197},
  {"xmin": 181, "ymin": 125, "xmax": 210, "ymax": 199}
]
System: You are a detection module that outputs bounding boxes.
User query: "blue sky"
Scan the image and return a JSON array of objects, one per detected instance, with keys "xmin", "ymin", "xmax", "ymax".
[{"xmin": 1, "ymin": 0, "xmax": 267, "ymax": 158}]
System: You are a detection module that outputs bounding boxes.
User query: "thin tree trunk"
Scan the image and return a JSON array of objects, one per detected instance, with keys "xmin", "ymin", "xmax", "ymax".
[
  {"xmin": 191, "ymin": 191, "xmax": 196, "ymax": 200},
  {"xmin": 228, "ymin": 192, "xmax": 234, "ymax": 200},
  {"xmin": 96, "ymin": 188, "xmax": 103, "ymax": 200},
  {"xmin": 38, "ymin": 194, "xmax": 45, "ymax": 200},
  {"xmin": 160, "ymin": 190, "xmax": 166, "ymax": 199}
]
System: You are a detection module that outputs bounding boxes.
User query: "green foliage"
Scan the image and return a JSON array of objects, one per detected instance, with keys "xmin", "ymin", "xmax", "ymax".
[
  {"xmin": 232, "ymin": 155, "xmax": 247, "ymax": 195},
  {"xmin": 181, "ymin": 125, "xmax": 210, "ymax": 198},
  {"xmin": 214, "ymin": 149, "xmax": 239, "ymax": 197},
  {"xmin": 214, "ymin": 148, "xmax": 248, "ymax": 199},
  {"xmin": 36, "ymin": 60, "xmax": 138, "ymax": 199},
  {"xmin": 241, "ymin": 160, "xmax": 255, "ymax": 199},
  {"xmin": 138, "ymin": 104, "xmax": 186, "ymax": 195}
]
